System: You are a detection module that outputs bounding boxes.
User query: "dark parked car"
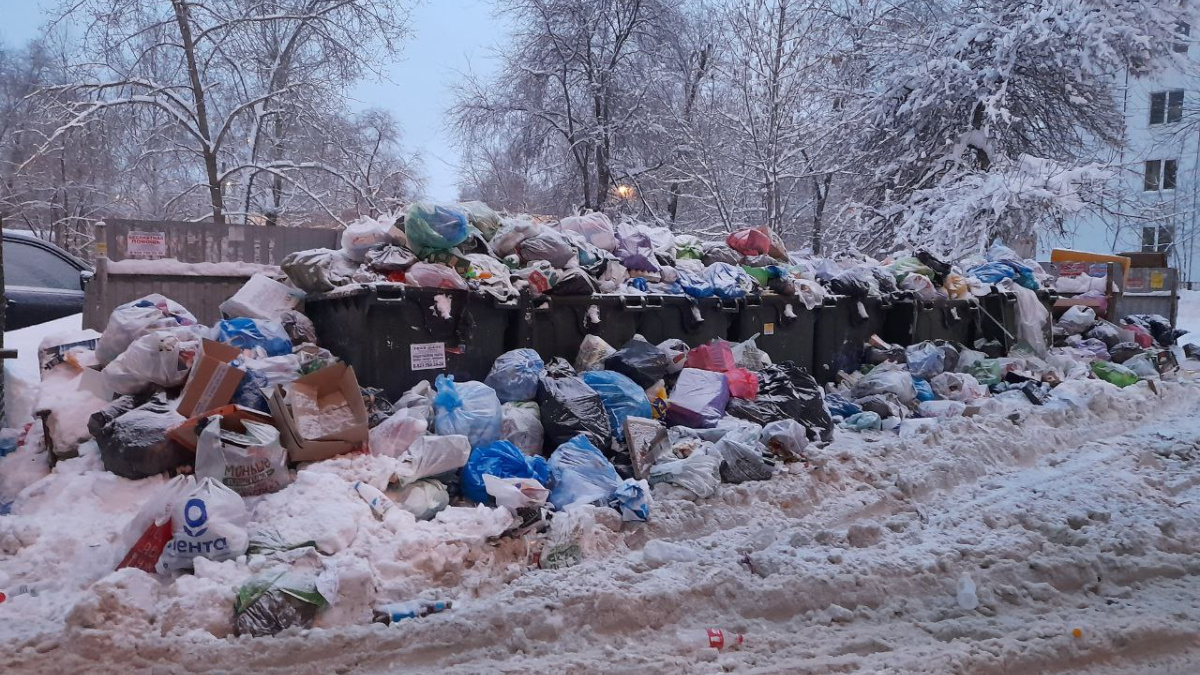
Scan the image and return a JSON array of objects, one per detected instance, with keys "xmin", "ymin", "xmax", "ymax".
[{"xmin": 3, "ymin": 230, "xmax": 92, "ymax": 330}]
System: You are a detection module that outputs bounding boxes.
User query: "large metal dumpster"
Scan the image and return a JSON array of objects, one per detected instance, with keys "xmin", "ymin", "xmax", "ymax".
[
  {"xmin": 812, "ymin": 294, "xmax": 895, "ymax": 383},
  {"xmin": 635, "ymin": 296, "xmax": 737, "ymax": 348},
  {"xmin": 514, "ymin": 294, "xmax": 642, "ymax": 365},
  {"xmin": 730, "ymin": 294, "xmax": 817, "ymax": 374},
  {"xmin": 306, "ymin": 284, "xmax": 519, "ymax": 400}
]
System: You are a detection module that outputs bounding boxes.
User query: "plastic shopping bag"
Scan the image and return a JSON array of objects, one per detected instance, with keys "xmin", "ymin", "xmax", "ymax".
[
  {"xmin": 460, "ymin": 440, "xmax": 550, "ymax": 504},
  {"xmin": 156, "ymin": 477, "xmax": 250, "ymax": 573},
  {"xmin": 485, "ymin": 349, "xmax": 545, "ymax": 402},
  {"xmin": 433, "ymin": 375, "xmax": 503, "ymax": 448},
  {"xmin": 195, "ymin": 415, "xmax": 292, "ymax": 497},
  {"xmin": 97, "ymin": 294, "xmax": 198, "ymax": 364}
]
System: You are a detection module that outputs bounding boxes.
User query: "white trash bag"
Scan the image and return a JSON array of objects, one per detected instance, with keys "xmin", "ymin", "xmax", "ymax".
[
  {"xmin": 156, "ymin": 477, "xmax": 250, "ymax": 573},
  {"xmin": 102, "ymin": 326, "xmax": 203, "ymax": 395},
  {"xmin": 96, "ymin": 294, "xmax": 198, "ymax": 364},
  {"xmin": 196, "ymin": 415, "xmax": 292, "ymax": 497}
]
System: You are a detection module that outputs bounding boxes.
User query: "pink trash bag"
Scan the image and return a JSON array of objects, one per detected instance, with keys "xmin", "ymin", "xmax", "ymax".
[
  {"xmin": 687, "ymin": 340, "xmax": 736, "ymax": 372},
  {"xmin": 726, "ymin": 368, "xmax": 758, "ymax": 400},
  {"xmin": 726, "ymin": 228, "xmax": 771, "ymax": 257}
]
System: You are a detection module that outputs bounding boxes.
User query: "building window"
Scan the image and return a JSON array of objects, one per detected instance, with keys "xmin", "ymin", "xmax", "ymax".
[
  {"xmin": 1142, "ymin": 225, "xmax": 1175, "ymax": 252},
  {"xmin": 1144, "ymin": 159, "xmax": 1178, "ymax": 191},
  {"xmin": 1150, "ymin": 90, "xmax": 1185, "ymax": 124},
  {"xmin": 1177, "ymin": 21, "xmax": 1191, "ymax": 53}
]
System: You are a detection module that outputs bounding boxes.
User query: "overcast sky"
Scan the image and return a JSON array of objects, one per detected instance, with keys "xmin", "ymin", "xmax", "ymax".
[{"xmin": 0, "ymin": 0, "xmax": 502, "ymax": 201}]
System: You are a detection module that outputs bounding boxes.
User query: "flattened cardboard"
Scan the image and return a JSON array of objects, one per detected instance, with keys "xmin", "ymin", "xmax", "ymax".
[
  {"xmin": 177, "ymin": 340, "xmax": 247, "ymax": 419},
  {"xmin": 167, "ymin": 404, "xmax": 276, "ymax": 451},
  {"xmin": 267, "ymin": 363, "xmax": 369, "ymax": 462}
]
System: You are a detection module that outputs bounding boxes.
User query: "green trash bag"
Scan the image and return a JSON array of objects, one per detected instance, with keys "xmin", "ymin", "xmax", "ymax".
[
  {"xmin": 1091, "ymin": 360, "xmax": 1139, "ymax": 388},
  {"xmin": 406, "ymin": 202, "xmax": 469, "ymax": 250}
]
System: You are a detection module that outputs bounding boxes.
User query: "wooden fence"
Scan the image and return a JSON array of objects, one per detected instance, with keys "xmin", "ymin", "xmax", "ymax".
[
  {"xmin": 83, "ymin": 218, "xmax": 336, "ymax": 329},
  {"xmin": 100, "ymin": 218, "xmax": 338, "ymax": 265}
]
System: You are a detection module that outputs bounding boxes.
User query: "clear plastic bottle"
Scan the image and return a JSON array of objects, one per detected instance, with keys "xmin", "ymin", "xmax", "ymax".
[
  {"xmin": 957, "ymin": 574, "xmax": 979, "ymax": 610},
  {"xmin": 676, "ymin": 627, "xmax": 745, "ymax": 651},
  {"xmin": 0, "ymin": 584, "xmax": 38, "ymax": 603}
]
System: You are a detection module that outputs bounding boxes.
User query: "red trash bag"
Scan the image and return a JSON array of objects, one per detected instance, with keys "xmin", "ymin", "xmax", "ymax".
[
  {"xmin": 726, "ymin": 368, "xmax": 759, "ymax": 400},
  {"xmin": 726, "ymin": 228, "xmax": 771, "ymax": 257},
  {"xmin": 1125, "ymin": 323, "xmax": 1154, "ymax": 348},
  {"xmin": 687, "ymin": 340, "xmax": 736, "ymax": 372}
]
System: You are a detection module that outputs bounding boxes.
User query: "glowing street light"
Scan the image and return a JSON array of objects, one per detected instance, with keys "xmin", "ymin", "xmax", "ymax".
[{"xmin": 615, "ymin": 184, "xmax": 634, "ymax": 200}]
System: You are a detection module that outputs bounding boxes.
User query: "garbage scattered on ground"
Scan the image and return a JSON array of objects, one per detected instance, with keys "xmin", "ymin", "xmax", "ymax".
[{"xmin": 2, "ymin": 202, "xmax": 1189, "ymax": 642}]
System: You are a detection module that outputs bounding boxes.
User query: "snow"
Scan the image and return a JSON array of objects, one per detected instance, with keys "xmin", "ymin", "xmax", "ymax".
[
  {"xmin": 1175, "ymin": 289, "xmax": 1200, "ymax": 348},
  {"xmin": 106, "ymin": 259, "xmax": 281, "ymax": 277},
  {"xmin": 0, "ymin": 370, "xmax": 1197, "ymax": 673},
  {"xmin": 4, "ymin": 314, "xmax": 84, "ymax": 427}
]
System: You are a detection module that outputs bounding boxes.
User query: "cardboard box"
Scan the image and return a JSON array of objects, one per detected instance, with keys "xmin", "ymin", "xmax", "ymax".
[
  {"xmin": 167, "ymin": 404, "xmax": 276, "ymax": 451},
  {"xmin": 267, "ymin": 363, "xmax": 369, "ymax": 462},
  {"xmin": 177, "ymin": 340, "xmax": 247, "ymax": 419}
]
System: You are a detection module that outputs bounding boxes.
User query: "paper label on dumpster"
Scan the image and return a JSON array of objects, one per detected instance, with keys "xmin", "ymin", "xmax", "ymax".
[
  {"xmin": 410, "ymin": 343, "xmax": 447, "ymax": 371},
  {"xmin": 763, "ymin": 322, "xmax": 775, "ymax": 336},
  {"xmin": 127, "ymin": 230, "xmax": 167, "ymax": 259},
  {"xmin": 1151, "ymin": 270, "xmax": 1165, "ymax": 289}
]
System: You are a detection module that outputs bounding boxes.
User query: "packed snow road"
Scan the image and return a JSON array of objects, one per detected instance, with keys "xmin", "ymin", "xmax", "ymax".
[{"xmin": 3, "ymin": 378, "xmax": 1199, "ymax": 674}]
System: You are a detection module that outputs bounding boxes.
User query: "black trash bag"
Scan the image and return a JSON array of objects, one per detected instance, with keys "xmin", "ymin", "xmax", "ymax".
[
  {"xmin": 604, "ymin": 339, "xmax": 670, "ymax": 389},
  {"xmin": 94, "ymin": 393, "xmax": 190, "ymax": 480},
  {"xmin": 1086, "ymin": 322, "xmax": 1124, "ymax": 350},
  {"xmin": 364, "ymin": 244, "xmax": 417, "ymax": 272},
  {"xmin": 828, "ymin": 268, "xmax": 872, "ymax": 299},
  {"xmin": 975, "ymin": 338, "xmax": 1006, "ymax": 359},
  {"xmin": 536, "ymin": 376, "xmax": 613, "ymax": 453},
  {"xmin": 726, "ymin": 397, "xmax": 789, "ymax": 427},
  {"xmin": 547, "ymin": 268, "xmax": 598, "ymax": 296},
  {"xmin": 870, "ymin": 266, "xmax": 899, "ymax": 294},
  {"xmin": 756, "ymin": 362, "xmax": 833, "ymax": 442},
  {"xmin": 281, "ymin": 309, "xmax": 318, "ymax": 346},
  {"xmin": 544, "ymin": 357, "xmax": 577, "ymax": 379},
  {"xmin": 866, "ymin": 345, "xmax": 906, "ymax": 365},
  {"xmin": 916, "ymin": 249, "xmax": 952, "ymax": 284},
  {"xmin": 361, "ymin": 387, "xmax": 394, "ymax": 428},
  {"xmin": 1020, "ymin": 381, "xmax": 1050, "ymax": 406},
  {"xmin": 234, "ymin": 573, "xmax": 327, "ymax": 638},
  {"xmin": 1124, "ymin": 314, "xmax": 1185, "ymax": 347},
  {"xmin": 711, "ymin": 436, "xmax": 774, "ymax": 484},
  {"xmin": 855, "ymin": 393, "xmax": 907, "ymax": 420},
  {"xmin": 1108, "ymin": 342, "xmax": 1142, "ymax": 364},
  {"xmin": 1184, "ymin": 344, "xmax": 1200, "ymax": 361}
]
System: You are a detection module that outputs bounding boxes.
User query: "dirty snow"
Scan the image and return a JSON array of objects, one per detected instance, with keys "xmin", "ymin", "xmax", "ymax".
[
  {"xmin": 0, "ymin": 363, "xmax": 1197, "ymax": 673},
  {"xmin": 107, "ymin": 259, "xmax": 280, "ymax": 277}
]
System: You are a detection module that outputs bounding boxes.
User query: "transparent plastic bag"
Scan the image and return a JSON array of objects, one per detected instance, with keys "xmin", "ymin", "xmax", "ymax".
[
  {"xmin": 485, "ymin": 349, "xmax": 545, "ymax": 402},
  {"xmin": 396, "ymin": 434, "xmax": 471, "ymax": 483},
  {"xmin": 341, "ymin": 215, "xmax": 395, "ymax": 262},
  {"xmin": 649, "ymin": 453, "xmax": 722, "ymax": 499},
  {"xmin": 102, "ymin": 326, "xmax": 202, "ymax": 395},
  {"xmin": 501, "ymin": 402, "xmax": 544, "ymax": 455},
  {"xmin": 405, "ymin": 202, "xmax": 468, "ymax": 250},
  {"xmin": 852, "ymin": 363, "xmax": 917, "ymax": 405},
  {"xmin": 905, "ymin": 341, "xmax": 945, "ymax": 380},
  {"xmin": 575, "ymin": 335, "xmax": 616, "ymax": 372},
  {"xmin": 547, "ymin": 435, "xmax": 621, "ymax": 509},
  {"xmin": 368, "ymin": 407, "xmax": 427, "ymax": 459},
  {"xmin": 725, "ymin": 368, "xmax": 759, "ymax": 400},
  {"xmin": 760, "ymin": 419, "xmax": 808, "ymax": 461},
  {"xmin": 458, "ymin": 200, "xmax": 502, "ymax": 240},
  {"xmin": 559, "ymin": 212, "xmax": 617, "ymax": 252},
  {"xmin": 484, "ymin": 475, "xmax": 549, "ymax": 511},
  {"xmin": 405, "ymin": 262, "xmax": 468, "ymax": 290},
  {"xmin": 656, "ymin": 339, "xmax": 690, "ymax": 374},
  {"xmin": 97, "ymin": 294, "xmax": 198, "ymax": 364},
  {"xmin": 580, "ymin": 370, "xmax": 652, "ymax": 443},
  {"xmin": 686, "ymin": 340, "xmax": 736, "ymax": 372},
  {"xmin": 432, "ymin": 375, "xmax": 502, "ymax": 448},
  {"xmin": 706, "ymin": 262, "xmax": 754, "ymax": 300}
]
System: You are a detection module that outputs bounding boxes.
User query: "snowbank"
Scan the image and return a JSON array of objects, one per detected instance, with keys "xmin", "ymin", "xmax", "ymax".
[
  {"xmin": 106, "ymin": 259, "xmax": 280, "ymax": 277},
  {"xmin": 1, "ymin": 374, "xmax": 1198, "ymax": 674}
]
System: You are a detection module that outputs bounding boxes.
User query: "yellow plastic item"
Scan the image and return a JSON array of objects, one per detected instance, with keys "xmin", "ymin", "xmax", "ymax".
[{"xmin": 944, "ymin": 273, "xmax": 971, "ymax": 299}]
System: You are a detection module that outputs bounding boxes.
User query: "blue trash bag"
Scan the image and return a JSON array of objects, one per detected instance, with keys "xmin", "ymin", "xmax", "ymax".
[
  {"xmin": 706, "ymin": 262, "xmax": 753, "ymax": 300},
  {"xmin": 484, "ymin": 349, "xmax": 545, "ymax": 403},
  {"xmin": 580, "ymin": 370, "xmax": 652, "ymax": 443},
  {"xmin": 677, "ymin": 265, "xmax": 715, "ymax": 298},
  {"xmin": 460, "ymin": 440, "xmax": 549, "ymax": 504},
  {"xmin": 213, "ymin": 318, "xmax": 293, "ymax": 356},
  {"xmin": 912, "ymin": 377, "xmax": 936, "ymax": 402},
  {"xmin": 547, "ymin": 435, "xmax": 622, "ymax": 510},
  {"xmin": 405, "ymin": 202, "xmax": 469, "ymax": 250},
  {"xmin": 433, "ymin": 375, "xmax": 503, "ymax": 448},
  {"xmin": 824, "ymin": 393, "xmax": 862, "ymax": 419},
  {"xmin": 966, "ymin": 262, "xmax": 1015, "ymax": 285},
  {"xmin": 610, "ymin": 478, "xmax": 651, "ymax": 522},
  {"xmin": 626, "ymin": 277, "xmax": 649, "ymax": 293},
  {"xmin": 905, "ymin": 342, "xmax": 945, "ymax": 380}
]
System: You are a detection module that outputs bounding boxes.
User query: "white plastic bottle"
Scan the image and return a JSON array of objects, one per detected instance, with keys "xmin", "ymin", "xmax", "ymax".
[
  {"xmin": 354, "ymin": 481, "xmax": 394, "ymax": 520},
  {"xmin": 676, "ymin": 627, "xmax": 745, "ymax": 651},
  {"xmin": 957, "ymin": 574, "xmax": 979, "ymax": 610}
]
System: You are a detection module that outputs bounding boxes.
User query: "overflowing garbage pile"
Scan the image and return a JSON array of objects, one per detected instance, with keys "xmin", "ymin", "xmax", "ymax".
[{"xmin": 10, "ymin": 200, "xmax": 1188, "ymax": 636}]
